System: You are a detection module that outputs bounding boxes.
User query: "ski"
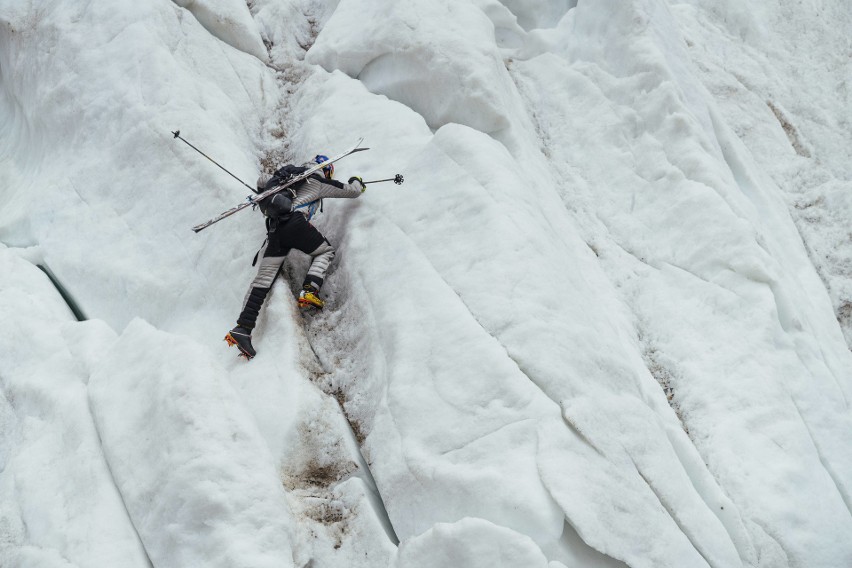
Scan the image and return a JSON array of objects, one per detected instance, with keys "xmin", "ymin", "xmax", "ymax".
[{"xmin": 191, "ymin": 139, "xmax": 368, "ymax": 233}]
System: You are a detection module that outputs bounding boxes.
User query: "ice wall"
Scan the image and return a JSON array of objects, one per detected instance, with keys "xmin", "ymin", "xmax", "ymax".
[{"xmin": 1, "ymin": 0, "xmax": 850, "ymax": 567}]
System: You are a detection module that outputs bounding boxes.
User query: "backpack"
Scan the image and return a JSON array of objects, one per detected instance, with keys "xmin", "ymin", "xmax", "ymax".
[{"xmin": 256, "ymin": 164, "xmax": 309, "ymax": 219}]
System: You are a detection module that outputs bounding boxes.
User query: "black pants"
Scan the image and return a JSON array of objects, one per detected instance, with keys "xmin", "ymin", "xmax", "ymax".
[{"xmin": 236, "ymin": 214, "xmax": 335, "ymax": 330}]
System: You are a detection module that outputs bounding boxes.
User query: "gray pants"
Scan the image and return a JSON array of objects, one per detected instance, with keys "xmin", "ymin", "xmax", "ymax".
[{"xmin": 236, "ymin": 214, "xmax": 335, "ymax": 329}]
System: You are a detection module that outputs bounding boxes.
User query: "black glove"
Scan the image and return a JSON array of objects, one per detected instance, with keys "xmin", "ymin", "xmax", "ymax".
[{"xmin": 348, "ymin": 176, "xmax": 366, "ymax": 192}]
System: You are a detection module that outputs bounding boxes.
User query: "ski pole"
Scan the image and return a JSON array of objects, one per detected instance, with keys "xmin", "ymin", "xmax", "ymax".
[
  {"xmin": 363, "ymin": 174, "xmax": 404, "ymax": 185},
  {"xmin": 171, "ymin": 130, "xmax": 256, "ymax": 193}
]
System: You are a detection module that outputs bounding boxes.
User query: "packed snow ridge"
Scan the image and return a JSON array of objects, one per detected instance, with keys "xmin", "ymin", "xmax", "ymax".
[{"xmin": 1, "ymin": 0, "xmax": 851, "ymax": 567}]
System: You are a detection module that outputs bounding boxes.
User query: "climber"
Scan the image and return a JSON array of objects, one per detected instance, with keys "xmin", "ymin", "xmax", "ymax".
[{"xmin": 225, "ymin": 154, "xmax": 366, "ymax": 359}]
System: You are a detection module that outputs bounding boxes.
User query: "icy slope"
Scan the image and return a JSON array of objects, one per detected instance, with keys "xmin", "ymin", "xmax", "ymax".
[
  {"xmin": 669, "ymin": 0, "xmax": 852, "ymax": 349},
  {"xmin": 0, "ymin": 248, "xmax": 150, "ymax": 568},
  {"xmin": 1, "ymin": 0, "xmax": 851, "ymax": 567}
]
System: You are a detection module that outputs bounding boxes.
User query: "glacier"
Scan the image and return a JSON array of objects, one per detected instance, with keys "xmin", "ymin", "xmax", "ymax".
[{"xmin": 1, "ymin": 0, "xmax": 850, "ymax": 567}]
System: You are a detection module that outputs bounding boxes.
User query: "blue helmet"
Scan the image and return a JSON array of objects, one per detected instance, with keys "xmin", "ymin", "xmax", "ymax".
[{"xmin": 314, "ymin": 154, "xmax": 334, "ymax": 179}]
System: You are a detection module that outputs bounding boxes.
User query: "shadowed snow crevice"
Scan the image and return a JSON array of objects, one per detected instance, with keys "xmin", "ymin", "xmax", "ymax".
[
  {"xmin": 36, "ymin": 263, "xmax": 87, "ymax": 322},
  {"xmin": 292, "ymin": 282, "xmax": 401, "ymax": 547}
]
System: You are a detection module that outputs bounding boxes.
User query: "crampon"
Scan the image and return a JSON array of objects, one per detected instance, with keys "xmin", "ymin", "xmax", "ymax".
[{"xmin": 225, "ymin": 327, "xmax": 256, "ymax": 360}]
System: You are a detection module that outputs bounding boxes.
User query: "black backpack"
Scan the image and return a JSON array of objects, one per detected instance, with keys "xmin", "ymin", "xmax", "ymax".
[{"xmin": 256, "ymin": 165, "xmax": 308, "ymax": 219}]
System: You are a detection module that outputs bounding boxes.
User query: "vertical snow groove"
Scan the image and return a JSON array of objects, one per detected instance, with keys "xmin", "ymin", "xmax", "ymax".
[
  {"xmin": 631, "ymin": 461, "xmax": 714, "ymax": 568},
  {"xmin": 324, "ymin": 374, "xmax": 401, "ymax": 546},
  {"xmin": 309, "ymin": 355, "xmax": 400, "ymax": 547},
  {"xmin": 788, "ymin": 397, "xmax": 852, "ymax": 519},
  {"xmin": 660, "ymin": 427, "xmax": 760, "ymax": 567},
  {"xmin": 297, "ymin": 301, "xmax": 401, "ymax": 547},
  {"xmin": 84, "ymin": 395, "xmax": 155, "ymax": 568},
  {"xmin": 246, "ymin": 2, "xmax": 402, "ymax": 552}
]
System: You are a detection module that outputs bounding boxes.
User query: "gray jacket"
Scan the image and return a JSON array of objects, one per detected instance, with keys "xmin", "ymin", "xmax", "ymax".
[{"xmin": 292, "ymin": 170, "xmax": 364, "ymax": 221}]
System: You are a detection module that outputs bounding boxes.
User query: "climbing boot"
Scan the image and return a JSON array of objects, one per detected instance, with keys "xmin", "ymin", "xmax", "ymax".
[
  {"xmin": 225, "ymin": 326, "xmax": 256, "ymax": 359},
  {"xmin": 298, "ymin": 285, "xmax": 324, "ymax": 309}
]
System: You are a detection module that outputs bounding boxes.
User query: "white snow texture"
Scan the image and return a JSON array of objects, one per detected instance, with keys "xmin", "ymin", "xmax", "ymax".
[{"xmin": 1, "ymin": 0, "xmax": 850, "ymax": 567}]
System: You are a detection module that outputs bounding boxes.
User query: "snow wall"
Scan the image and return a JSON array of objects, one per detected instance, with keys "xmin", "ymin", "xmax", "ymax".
[{"xmin": 1, "ymin": 0, "xmax": 850, "ymax": 567}]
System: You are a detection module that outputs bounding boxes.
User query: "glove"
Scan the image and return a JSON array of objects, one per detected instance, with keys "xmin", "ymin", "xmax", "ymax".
[{"xmin": 348, "ymin": 176, "xmax": 366, "ymax": 192}]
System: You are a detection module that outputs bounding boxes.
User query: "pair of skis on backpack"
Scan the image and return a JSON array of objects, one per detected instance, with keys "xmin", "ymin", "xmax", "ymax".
[{"xmin": 191, "ymin": 139, "xmax": 369, "ymax": 233}]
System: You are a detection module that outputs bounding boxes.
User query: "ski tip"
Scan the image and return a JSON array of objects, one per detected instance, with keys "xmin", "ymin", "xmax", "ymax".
[{"xmin": 353, "ymin": 147, "xmax": 370, "ymax": 153}]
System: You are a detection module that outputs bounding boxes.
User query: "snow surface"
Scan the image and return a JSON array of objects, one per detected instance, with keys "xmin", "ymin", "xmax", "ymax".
[{"xmin": 1, "ymin": 0, "xmax": 850, "ymax": 567}]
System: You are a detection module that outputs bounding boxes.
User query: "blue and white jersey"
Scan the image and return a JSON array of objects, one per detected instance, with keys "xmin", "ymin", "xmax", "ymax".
[{"xmin": 294, "ymin": 198, "xmax": 321, "ymax": 221}]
